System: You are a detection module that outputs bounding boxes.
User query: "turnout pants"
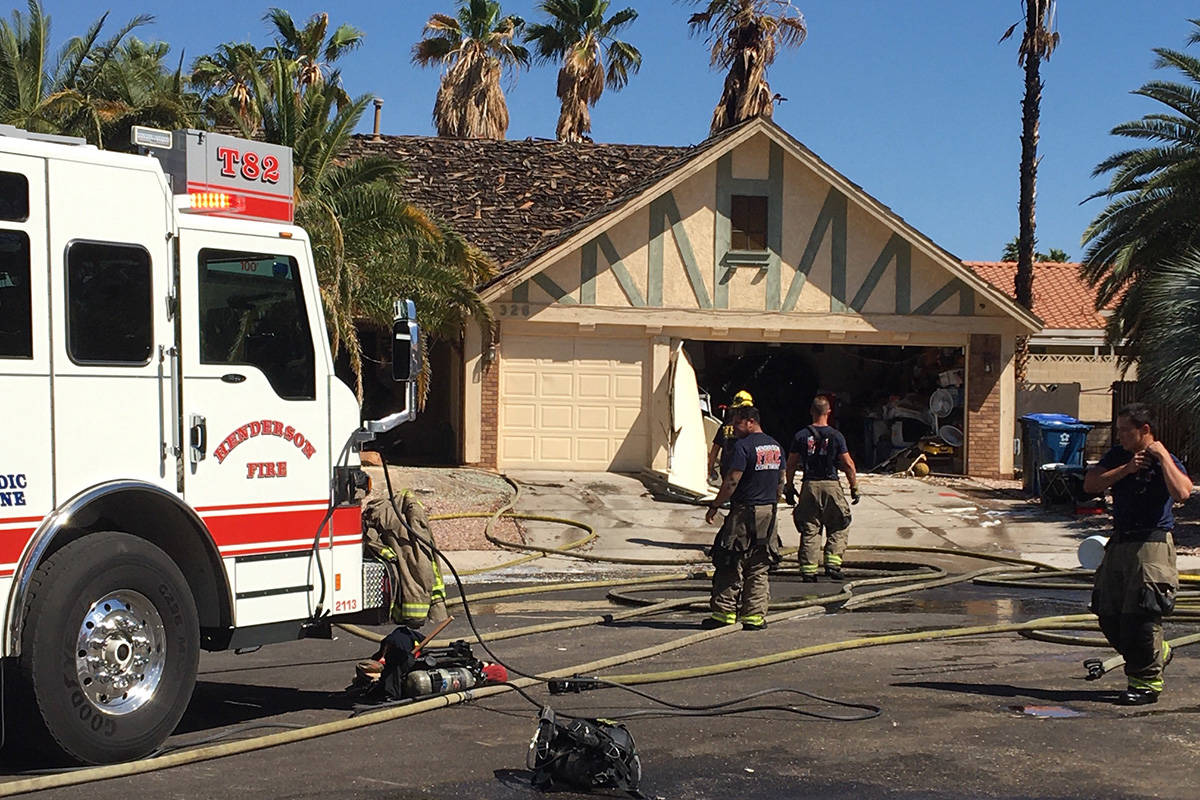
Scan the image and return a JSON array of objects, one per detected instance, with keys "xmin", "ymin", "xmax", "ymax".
[
  {"xmin": 1091, "ymin": 529, "xmax": 1178, "ymax": 693},
  {"xmin": 710, "ymin": 504, "xmax": 780, "ymax": 626},
  {"xmin": 793, "ymin": 480, "xmax": 852, "ymax": 575}
]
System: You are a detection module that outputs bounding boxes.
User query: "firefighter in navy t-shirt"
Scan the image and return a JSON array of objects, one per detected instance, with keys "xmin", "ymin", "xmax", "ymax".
[
  {"xmin": 1083, "ymin": 403, "xmax": 1192, "ymax": 705},
  {"xmin": 785, "ymin": 395, "xmax": 859, "ymax": 582},
  {"xmin": 707, "ymin": 390, "xmax": 754, "ymax": 482},
  {"xmin": 703, "ymin": 405, "xmax": 784, "ymax": 631}
]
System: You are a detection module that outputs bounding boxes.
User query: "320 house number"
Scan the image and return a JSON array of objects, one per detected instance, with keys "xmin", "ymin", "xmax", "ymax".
[
  {"xmin": 335, "ymin": 599, "xmax": 357, "ymax": 612},
  {"xmin": 497, "ymin": 304, "xmax": 530, "ymax": 317}
]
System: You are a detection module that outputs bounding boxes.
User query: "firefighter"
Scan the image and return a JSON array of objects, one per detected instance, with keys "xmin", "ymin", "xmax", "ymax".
[
  {"xmin": 703, "ymin": 405, "xmax": 784, "ymax": 631},
  {"xmin": 1083, "ymin": 403, "xmax": 1191, "ymax": 705},
  {"xmin": 707, "ymin": 389, "xmax": 754, "ymax": 482},
  {"xmin": 785, "ymin": 395, "xmax": 860, "ymax": 582}
]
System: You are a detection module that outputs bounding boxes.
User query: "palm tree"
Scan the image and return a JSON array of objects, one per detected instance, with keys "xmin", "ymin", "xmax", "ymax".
[
  {"xmin": 0, "ymin": 0, "xmax": 151, "ymax": 146},
  {"xmin": 1001, "ymin": 1, "xmax": 1059, "ymax": 380},
  {"xmin": 413, "ymin": 0, "xmax": 529, "ymax": 139},
  {"xmin": 683, "ymin": 0, "xmax": 806, "ymax": 134},
  {"xmin": 90, "ymin": 37, "xmax": 200, "ymax": 152},
  {"xmin": 524, "ymin": 0, "xmax": 641, "ymax": 143},
  {"xmin": 1001, "ymin": 236, "xmax": 1068, "ymax": 263},
  {"xmin": 1129, "ymin": 248, "xmax": 1200, "ymax": 441},
  {"xmin": 1081, "ymin": 18, "xmax": 1200, "ymax": 357},
  {"xmin": 263, "ymin": 8, "xmax": 363, "ymax": 94},
  {"xmin": 249, "ymin": 56, "xmax": 494, "ymax": 399},
  {"xmin": 191, "ymin": 42, "xmax": 267, "ymax": 130}
]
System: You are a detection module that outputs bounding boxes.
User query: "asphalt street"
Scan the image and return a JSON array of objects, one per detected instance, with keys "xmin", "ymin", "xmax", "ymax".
[{"xmin": 6, "ymin": 556, "xmax": 1199, "ymax": 800}]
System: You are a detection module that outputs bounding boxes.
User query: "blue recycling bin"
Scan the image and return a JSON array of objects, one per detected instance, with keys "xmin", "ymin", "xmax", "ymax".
[{"xmin": 1019, "ymin": 413, "xmax": 1092, "ymax": 495}]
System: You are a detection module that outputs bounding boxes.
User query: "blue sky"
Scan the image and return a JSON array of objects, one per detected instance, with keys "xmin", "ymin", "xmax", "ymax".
[{"xmin": 41, "ymin": 1, "xmax": 1200, "ymax": 261}]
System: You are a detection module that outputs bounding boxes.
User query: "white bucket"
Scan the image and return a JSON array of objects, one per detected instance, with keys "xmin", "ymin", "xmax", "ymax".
[{"xmin": 1077, "ymin": 535, "xmax": 1109, "ymax": 570}]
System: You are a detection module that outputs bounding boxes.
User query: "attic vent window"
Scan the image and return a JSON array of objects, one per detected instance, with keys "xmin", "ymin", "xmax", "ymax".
[{"xmin": 730, "ymin": 195, "xmax": 768, "ymax": 251}]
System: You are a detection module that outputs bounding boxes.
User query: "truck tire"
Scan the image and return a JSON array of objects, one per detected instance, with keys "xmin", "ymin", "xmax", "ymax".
[{"xmin": 15, "ymin": 532, "xmax": 199, "ymax": 765}]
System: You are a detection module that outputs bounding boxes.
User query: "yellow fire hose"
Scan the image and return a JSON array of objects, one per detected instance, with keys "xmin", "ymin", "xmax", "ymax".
[
  {"xmin": 0, "ymin": 609, "xmax": 1128, "ymax": 797},
  {"xmin": 5, "ymin": 469, "xmax": 1197, "ymax": 795}
]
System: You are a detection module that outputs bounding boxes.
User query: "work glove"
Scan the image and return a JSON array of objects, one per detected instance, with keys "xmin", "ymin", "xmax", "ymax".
[
  {"xmin": 850, "ymin": 487, "xmax": 861, "ymax": 505},
  {"xmin": 784, "ymin": 485, "xmax": 797, "ymax": 506}
]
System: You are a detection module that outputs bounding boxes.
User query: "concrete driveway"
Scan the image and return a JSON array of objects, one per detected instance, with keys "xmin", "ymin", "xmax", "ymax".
[{"xmin": 451, "ymin": 470, "xmax": 1200, "ymax": 578}]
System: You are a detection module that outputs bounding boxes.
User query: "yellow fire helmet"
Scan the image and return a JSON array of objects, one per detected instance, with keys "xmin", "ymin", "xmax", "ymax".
[{"xmin": 732, "ymin": 390, "xmax": 754, "ymax": 407}]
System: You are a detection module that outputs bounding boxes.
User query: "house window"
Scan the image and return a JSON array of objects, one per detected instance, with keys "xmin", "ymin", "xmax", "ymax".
[{"xmin": 730, "ymin": 195, "xmax": 768, "ymax": 251}]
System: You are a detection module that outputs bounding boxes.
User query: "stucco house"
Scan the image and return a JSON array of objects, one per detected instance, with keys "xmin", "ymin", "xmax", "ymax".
[{"xmin": 347, "ymin": 118, "xmax": 1046, "ymax": 478}]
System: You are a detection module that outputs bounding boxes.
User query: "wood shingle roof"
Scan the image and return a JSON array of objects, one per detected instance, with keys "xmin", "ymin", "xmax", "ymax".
[{"xmin": 342, "ymin": 133, "xmax": 692, "ymax": 270}]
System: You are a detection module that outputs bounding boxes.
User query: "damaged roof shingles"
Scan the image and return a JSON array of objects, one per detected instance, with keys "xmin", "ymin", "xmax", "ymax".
[{"xmin": 343, "ymin": 134, "xmax": 693, "ymax": 272}]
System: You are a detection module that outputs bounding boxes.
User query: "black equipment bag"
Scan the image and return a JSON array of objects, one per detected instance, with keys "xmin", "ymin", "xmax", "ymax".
[{"xmin": 527, "ymin": 706, "xmax": 643, "ymax": 798}]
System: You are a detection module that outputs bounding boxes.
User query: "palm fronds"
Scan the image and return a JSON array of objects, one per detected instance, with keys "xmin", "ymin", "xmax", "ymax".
[
  {"xmin": 682, "ymin": 0, "xmax": 806, "ymax": 133},
  {"xmin": 413, "ymin": 0, "xmax": 529, "ymax": 139},
  {"xmin": 526, "ymin": 0, "xmax": 641, "ymax": 142},
  {"xmin": 1081, "ymin": 19, "xmax": 1200, "ymax": 359}
]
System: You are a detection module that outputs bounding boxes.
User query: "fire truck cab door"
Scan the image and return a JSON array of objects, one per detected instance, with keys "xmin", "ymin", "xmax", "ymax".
[{"xmin": 177, "ymin": 226, "xmax": 333, "ymax": 626}]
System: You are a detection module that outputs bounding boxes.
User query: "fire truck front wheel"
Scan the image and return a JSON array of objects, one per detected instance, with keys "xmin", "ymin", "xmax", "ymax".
[{"xmin": 15, "ymin": 532, "xmax": 200, "ymax": 765}]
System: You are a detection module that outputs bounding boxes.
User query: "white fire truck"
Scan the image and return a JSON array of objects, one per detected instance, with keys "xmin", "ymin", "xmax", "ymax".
[{"xmin": 0, "ymin": 125, "xmax": 416, "ymax": 764}]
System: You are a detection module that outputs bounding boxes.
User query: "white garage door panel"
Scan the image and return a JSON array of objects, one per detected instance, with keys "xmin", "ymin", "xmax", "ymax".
[
  {"xmin": 503, "ymin": 403, "xmax": 537, "ymax": 428},
  {"xmin": 541, "ymin": 373, "xmax": 573, "ymax": 396},
  {"xmin": 541, "ymin": 405, "xmax": 574, "ymax": 428},
  {"xmin": 500, "ymin": 335, "xmax": 647, "ymax": 470},
  {"xmin": 506, "ymin": 372, "xmax": 537, "ymax": 395}
]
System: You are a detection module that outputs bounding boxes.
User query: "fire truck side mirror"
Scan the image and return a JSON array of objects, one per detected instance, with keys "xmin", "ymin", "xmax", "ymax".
[{"xmin": 392, "ymin": 299, "xmax": 421, "ymax": 383}]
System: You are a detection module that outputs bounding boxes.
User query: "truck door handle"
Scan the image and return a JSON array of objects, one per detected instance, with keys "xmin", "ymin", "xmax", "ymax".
[{"xmin": 190, "ymin": 414, "xmax": 207, "ymax": 463}]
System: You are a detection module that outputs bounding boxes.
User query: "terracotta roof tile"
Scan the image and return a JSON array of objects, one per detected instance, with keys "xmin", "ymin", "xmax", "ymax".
[{"xmin": 965, "ymin": 261, "xmax": 1106, "ymax": 330}]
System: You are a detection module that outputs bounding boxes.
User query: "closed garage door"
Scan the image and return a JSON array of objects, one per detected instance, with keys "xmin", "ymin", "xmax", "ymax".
[{"xmin": 499, "ymin": 334, "xmax": 647, "ymax": 470}]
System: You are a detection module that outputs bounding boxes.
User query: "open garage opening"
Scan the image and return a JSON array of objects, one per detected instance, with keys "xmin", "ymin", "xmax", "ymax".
[{"xmin": 684, "ymin": 340, "xmax": 967, "ymax": 475}]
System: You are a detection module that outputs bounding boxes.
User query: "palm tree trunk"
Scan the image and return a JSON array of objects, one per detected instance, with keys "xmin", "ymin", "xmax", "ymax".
[{"xmin": 1014, "ymin": 1, "xmax": 1043, "ymax": 383}]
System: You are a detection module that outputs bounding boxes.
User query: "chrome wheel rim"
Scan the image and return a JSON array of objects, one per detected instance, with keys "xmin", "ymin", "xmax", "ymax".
[{"xmin": 74, "ymin": 590, "xmax": 166, "ymax": 715}]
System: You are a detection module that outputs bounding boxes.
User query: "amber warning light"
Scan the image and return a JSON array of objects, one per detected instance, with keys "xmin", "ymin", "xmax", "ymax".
[{"xmin": 187, "ymin": 192, "xmax": 242, "ymax": 213}]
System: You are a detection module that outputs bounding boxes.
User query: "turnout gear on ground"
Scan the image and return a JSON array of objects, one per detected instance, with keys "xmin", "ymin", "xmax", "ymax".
[
  {"xmin": 363, "ymin": 490, "xmax": 449, "ymax": 627},
  {"xmin": 353, "ymin": 628, "xmax": 493, "ymax": 702},
  {"xmin": 528, "ymin": 706, "xmax": 643, "ymax": 798}
]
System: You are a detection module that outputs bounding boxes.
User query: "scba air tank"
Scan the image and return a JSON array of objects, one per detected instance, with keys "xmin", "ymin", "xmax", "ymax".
[{"xmin": 404, "ymin": 667, "xmax": 476, "ymax": 697}]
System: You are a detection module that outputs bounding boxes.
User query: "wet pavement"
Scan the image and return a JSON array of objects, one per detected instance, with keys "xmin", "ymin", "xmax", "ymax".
[
  {"xmin": 4, "ymin": 473, "xmax": 1200, "ymax": 799},
  {"xmin": 10, "ymin": 568, "xmax": 1197, "ymax": 800}
]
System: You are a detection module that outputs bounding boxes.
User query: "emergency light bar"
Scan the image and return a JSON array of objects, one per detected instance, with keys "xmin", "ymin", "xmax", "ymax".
[
  {"xmin": 131, "ymin": 125, "xmax": 173, "ymax": 150},
  {"xmin": 187, "ymin": 191, "xmax": 241, "ymax": 212},
  {"xmin": 150, "ymin": 129, "xmax": 295, "ymax": 223}
]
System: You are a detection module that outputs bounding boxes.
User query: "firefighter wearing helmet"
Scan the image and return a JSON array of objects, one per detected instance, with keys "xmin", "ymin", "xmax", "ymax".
[{"xmin": 707, "ymin": 390, "xmax": 755, "ymax": 482}]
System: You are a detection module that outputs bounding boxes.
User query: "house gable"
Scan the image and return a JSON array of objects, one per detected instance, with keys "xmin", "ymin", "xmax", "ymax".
[{"xmin": 488, "ymin": 120, "xmax": 1039, "ymax": 334}]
